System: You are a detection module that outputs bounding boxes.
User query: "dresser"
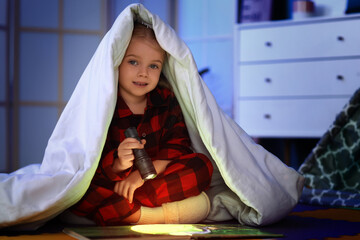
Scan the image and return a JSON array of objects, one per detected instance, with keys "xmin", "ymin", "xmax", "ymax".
[{"xmin": 233, "ymin": 14, "xmax": 360, "ymax": 138}]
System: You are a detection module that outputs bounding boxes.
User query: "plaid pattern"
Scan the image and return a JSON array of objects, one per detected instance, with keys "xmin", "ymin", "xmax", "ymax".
[{"xmin": 71, "ymin": 86, "xmax": 213, "ymax": 225}]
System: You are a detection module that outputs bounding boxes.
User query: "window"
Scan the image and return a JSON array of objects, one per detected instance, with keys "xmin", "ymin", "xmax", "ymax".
[{"xmin": 3, "ymin": 0, "xmax": 106, "ymax": 172}]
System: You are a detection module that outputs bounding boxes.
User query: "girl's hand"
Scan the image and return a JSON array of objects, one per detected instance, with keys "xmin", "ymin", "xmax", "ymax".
[
  {"xmin": 114, "ymin": 170, "xmax": 144, "ymax": 203},
  {"xmin": 112, "ymin": 138, "xmax": 146, "ymax": 173}
]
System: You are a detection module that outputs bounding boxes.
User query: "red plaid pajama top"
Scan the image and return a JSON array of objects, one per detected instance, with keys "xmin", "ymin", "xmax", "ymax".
[{"xmin": 71, "ymin": 86, "xmax": 213, "ymax": 225}]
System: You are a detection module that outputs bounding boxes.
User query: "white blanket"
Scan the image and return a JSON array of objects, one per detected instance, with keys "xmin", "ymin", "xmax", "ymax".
[{"xmin": 0, "ymin": 4, "xmax": 304, "ymax": 229}]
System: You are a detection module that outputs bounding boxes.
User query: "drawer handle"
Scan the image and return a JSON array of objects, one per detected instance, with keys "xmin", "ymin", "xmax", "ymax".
[
  {"xmin": 265, "ymin": 78, "xmax": 272, "ymax": 83},
  {"xmin": 337, "ymin": 75, "xmax": 344, "ymax": 81},
  {"xmin": 265, "ymin": 41, "xmax": 272, "ymax": 47},
  {"xmin": 337, "ymin": 36, "xmax": 345, "ymax": 41},
  {"xmin": 264, "ymin": 114, "xmax": 271, "ymax": 119}
]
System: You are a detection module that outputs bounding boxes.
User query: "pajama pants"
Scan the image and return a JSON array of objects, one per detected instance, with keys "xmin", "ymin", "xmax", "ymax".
[{"xmin": 71, "ymin": 153, "xmax": 213, "ymax": 226}]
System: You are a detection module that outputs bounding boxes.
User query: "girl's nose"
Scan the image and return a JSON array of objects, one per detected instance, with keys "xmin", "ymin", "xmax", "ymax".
[{"xmin": 138, "ymin": 66, "xmax": 148, "ymax": 77}]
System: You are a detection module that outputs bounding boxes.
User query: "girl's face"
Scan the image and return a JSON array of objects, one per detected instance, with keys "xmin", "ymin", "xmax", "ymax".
[{"xmin": 118, "ymin": 35, "xmax": 165, "ymax": 105}]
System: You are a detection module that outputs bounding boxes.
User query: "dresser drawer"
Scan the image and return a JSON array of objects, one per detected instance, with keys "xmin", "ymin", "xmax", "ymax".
[
  {"xmin": 235, "ymin": 98, "xmax": 349, "ymax": 137},
  {"xmin": 238, "ymin": 59, "xmax": 360, "ymax": 97},
  {"xmin": 238, "ymin": 19, "xmax": 360, "ymax": 62}
]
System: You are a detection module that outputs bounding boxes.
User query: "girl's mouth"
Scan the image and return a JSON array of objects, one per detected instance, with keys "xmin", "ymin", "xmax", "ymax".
[{"xmin": 133, "ymin": 81, "xmax": 148, "ymax": 86}]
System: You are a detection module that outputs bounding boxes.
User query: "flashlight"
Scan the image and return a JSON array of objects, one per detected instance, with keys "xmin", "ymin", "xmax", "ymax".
[{"xmin": 124, "ymin": 127, "xmax": 157, "ymax": 180}]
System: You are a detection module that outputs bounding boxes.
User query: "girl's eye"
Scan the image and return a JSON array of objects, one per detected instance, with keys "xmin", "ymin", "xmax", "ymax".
[
  {"xmin": 149, "ymin": 64, "xmax": 159, "ymax": 69},
  {"xmin": 129, "ymin": 60, "xmax": 138, "ymax": 65}
]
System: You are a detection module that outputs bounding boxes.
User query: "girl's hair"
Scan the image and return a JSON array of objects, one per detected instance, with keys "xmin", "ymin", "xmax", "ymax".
[
  {"xmin": 132, "ymin": 22, "xmax": 157, "ymax": 42},
  {"xmin": 132, "ymin": 22, "xmax": 172, "ymax": 90}
]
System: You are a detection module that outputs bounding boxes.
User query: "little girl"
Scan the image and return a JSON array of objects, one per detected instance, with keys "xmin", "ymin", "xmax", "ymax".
[{"xmin": 69, "ymin": 22, "xmax": 213, "ymax": 225}]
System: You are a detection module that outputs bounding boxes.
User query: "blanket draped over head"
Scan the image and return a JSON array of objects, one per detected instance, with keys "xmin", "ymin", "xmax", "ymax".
[{"xmin": 0, "ymin": 4, "xmax": 304, "ymax": 229}]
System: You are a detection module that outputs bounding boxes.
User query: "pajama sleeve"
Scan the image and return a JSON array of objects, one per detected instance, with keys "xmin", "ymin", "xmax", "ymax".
[{"xmin": 98, "ymin": 141, "xmax": 132, "ymax": 182}]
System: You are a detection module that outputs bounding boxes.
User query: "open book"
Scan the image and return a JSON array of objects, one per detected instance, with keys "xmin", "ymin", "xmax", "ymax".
[{"xmin": 64, "ymin": 224, "xmax": 283, "ymax": 239}]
